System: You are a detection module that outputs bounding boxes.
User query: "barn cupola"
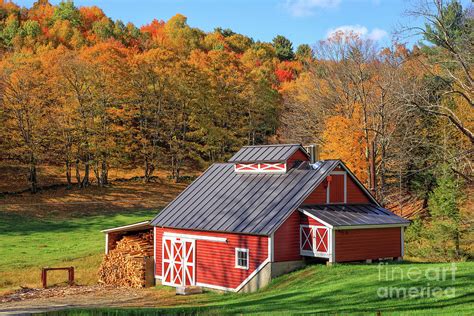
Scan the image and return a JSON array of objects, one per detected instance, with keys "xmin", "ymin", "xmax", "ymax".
[{"xmin": 229, "ymin": 144, "xmax": 311, "ymax": 173}]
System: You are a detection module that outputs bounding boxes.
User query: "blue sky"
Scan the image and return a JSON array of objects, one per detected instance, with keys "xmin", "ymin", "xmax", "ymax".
[{"xmin": 15, "ymin": 0, "xmax": 471, "ymax": 48}]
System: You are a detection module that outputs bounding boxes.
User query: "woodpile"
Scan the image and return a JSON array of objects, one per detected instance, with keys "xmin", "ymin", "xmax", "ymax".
[{"xmin": 98, "ymin": 231, "xmax": 153, "ymax": 288}]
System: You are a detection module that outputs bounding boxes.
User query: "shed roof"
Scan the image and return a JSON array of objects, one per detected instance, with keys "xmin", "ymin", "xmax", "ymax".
[
  {"xmin": 300, "ymin": 205, "xmax": 410, "ymax": 228},
  {"xmin": 101, "ymin": 221, "xmax": 152, "ymax": 233},
  {"xmin": 151, "ymin": 160, "xmax": 340, "ymax": 235},
  {"xmin": 228, "ymin": 144, "xmax": 309, "ymax": 163}
]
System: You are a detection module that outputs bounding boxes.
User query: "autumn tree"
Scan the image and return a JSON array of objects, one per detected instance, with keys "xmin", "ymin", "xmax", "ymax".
[
  {"xmin": 126, "ymin": 48, "xmax": 178, "ymax": 182},
  {"xmin": 0, "ymin": 54, "xmax": 54, "ymax": 193}
]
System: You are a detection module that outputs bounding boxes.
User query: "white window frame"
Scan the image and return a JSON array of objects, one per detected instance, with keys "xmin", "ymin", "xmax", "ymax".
[{"xmin": 235, "ymin": 248, "xmax": 249, "ymax": 270}]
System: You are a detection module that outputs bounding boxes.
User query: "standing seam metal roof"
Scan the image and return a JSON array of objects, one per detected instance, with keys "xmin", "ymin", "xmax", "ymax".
[
  {"xmin": 228, "ymin": 144, "xmax": 309, "ymax": 163},
  {"xmin": 300, "ymin": 204, "xmax": 410, "ymax": 227},
  {"xmin": 151, "ymin": 160, "xmax": 339, "ymax": 235}
]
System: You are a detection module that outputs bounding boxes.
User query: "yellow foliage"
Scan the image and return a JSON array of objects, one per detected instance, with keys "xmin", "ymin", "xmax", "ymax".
[{"xmin": 321, "ymin": 109, "xmax": 369, "ymax": 184}]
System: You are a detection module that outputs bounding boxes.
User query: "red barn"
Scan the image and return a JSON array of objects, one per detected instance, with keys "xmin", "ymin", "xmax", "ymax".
[{"xmin": 106, "ymin": 144, "xmax": 410, "ymax": 292}]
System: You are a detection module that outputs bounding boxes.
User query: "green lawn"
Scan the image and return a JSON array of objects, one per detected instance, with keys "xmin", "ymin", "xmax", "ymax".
[
  {"xmin": 0, "ymin": 210, "xmax": 155, "ymax": 271},
  {"xmin": 42, "ymin": 261, "xmax": 474, "ymax": 315},
  {"xmin": 0, "ymin": 210, "xmax": 156, "ymax": 291},
  {"xmin": 1, "ymin": 210, "xmax": 473, "ymax": 315}
]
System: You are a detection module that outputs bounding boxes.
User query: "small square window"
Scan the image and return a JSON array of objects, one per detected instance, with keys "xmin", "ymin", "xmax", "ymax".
[{"xmin": 235, "ymin": 248, "xmax": 249, "ymax": 269}]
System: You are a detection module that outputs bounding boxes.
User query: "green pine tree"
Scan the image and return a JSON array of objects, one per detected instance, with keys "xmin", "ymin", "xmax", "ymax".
[{"xmin": 427, "ymin": 164, "xmax": 463, "ymax": 259}]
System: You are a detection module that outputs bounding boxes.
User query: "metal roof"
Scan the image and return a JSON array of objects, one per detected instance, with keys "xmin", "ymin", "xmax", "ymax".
[
  {"xmin": 228, "ymin": 144, "xmax": 309, "ymax": 163},
  {"xmin": 300, "ymin": 205, "xmax": 410, "ymax": 228},
  {"xmin": 151, "ymin": 160, "xmax": 340, "ymax": 235},
  {"xmin": 101, "ymin": 221, "xmax": 152, "ymax": 233}
]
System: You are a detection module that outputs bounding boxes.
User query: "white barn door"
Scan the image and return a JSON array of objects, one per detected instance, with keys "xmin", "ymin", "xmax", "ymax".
[
  {"xmin": 300, "ymin": 225, "xmax": 331, "ymax": 258},
  {"xmin": 162, "ymin": 237, "xmax": 195, "ymax": 287}
]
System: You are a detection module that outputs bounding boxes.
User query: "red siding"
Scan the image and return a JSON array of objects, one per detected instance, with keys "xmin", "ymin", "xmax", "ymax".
[
  {"xmin": 347, "ymin": 177, "xmax": 370, "ymax": 203},
  {"xmin": 155, "ymin": 227, "xmax": 163, "ymax": 277},
  {"xmin": 287, "ymin": 149, "xmax": 310, "ymax": 168},
  {"xmin": 303, "ymin": 173, "xmax": 370, "ymax": 205},
  {"xmin": 300, "ymin": 212, "xmax": 326, "ymax": 226},
  {"xmin": 335, "ymin": 228, "xmax": 401, "ymax": 262},
  {"xmin": 274, "ymin": 211, "xmax": 301, "ymax": 262},
  {"xmin": 303, "ymin": 179, "xmax": 328, "ymax": 204},
  {"xmin": 273, "ymin": 211, "xmax": 330, "ymax": 262},
  {"xmin": 155, "ymin": 228, "xmax": 268, "ymax": 289}
]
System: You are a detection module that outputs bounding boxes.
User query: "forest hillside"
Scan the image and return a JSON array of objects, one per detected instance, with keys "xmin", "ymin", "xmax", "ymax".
[{"xmin": 0, "ymin": 0, "xmax": 472, "ymax": 261}]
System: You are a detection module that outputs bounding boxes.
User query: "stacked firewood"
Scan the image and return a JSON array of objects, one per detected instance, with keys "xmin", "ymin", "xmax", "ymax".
[{"xmin": 98, "ymin": 231, "xmax": 153, "ymax": 288}]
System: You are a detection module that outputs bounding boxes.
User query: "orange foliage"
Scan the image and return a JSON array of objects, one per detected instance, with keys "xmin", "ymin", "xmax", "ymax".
[
  {"xmin": 321, "ymin": 105, "xmax": 369, "ymax": 184},
  {"xmin": 28, "ymin": 0, "xmax": 54, "ymax": 25},
  {"xmin": 79, "ymin": 6, "xmax": 106, "ymax": 30},
  {"xmin": 275, "ymin": 68, "xmax": 293, "ymax": 83},
  {"xmin": 274, "ymin": 60, "xmax": 302, "ymax": 84},
  {"xmin": 140, "ymin": 19, "xmax": 167, "ymax": 44}
]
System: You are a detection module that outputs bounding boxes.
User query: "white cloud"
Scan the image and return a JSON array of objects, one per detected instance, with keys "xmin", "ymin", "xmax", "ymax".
[
  {"xmin": 368, "ymin": 28, "xmax": 388, "ymax": 41},
  {"xmin": 284, "ymin": 0, "xmax": 341, "ymax": 17},
  {"xmin": 326, "ymin": 25, "xmax": 388, "ymax": 41}
]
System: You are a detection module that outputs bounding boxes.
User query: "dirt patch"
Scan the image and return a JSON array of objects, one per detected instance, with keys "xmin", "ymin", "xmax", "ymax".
[
  {"xmin": 0, "ymin": 285, "xmax": 208, "ymax": 314},
  {"xmin": 0, "ymin": 285, "xmax": 146, "ymax": 314}
]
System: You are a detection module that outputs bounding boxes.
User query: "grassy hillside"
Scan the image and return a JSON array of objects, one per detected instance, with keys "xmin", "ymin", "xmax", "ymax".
[
  {"xmin": 45, "ymin": 262, "xmax": 474, "ymax": 315},
  {"xmin": 1, "ymin": 179, "xmax": 472, "ymax": 314},
  {"xmin": 0, "ymin": 210, "xmax": 157, "ymax": 291}
]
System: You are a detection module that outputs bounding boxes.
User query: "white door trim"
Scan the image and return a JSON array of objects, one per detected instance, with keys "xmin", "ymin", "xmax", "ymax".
[
  {"xmin": 299, "ymin": 209, "xmax": 334, "ymax": 229},
  {"xmin": 163, "ymin": 232, "xmax": 227, "ymax": 243}
]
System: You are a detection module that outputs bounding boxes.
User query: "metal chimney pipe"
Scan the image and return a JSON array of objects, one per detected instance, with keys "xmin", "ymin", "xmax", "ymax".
[{"xmin": 305, "ymin": 144, "xmax": 319, "ymax": 163}]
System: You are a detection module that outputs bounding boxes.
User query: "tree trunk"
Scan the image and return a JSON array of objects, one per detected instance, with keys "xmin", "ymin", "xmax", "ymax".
[
  {"xmin": 101, "ymin": 159, "xmax": 108, "ymax": 186},
  {"xmin": 144, "ymin": 157, "xmax": 154, "ymax": 183},
  {"xmin": 380, "ymin": 142, "xmax": 386, "ymax": 206},
  {"xmin": 75, "ymin": 159, "xmax": 81, "ymax": 188},
  {"xmin": 93, "ymin": 161, "xmax": 102, "ymax": 187},
  {"xmin": 82, "ymin": 160, "xmax": 90, "ymax": 188},
  {"xmin": 454, "ymin": 230, "xmax": 461, "ymax": 258},
  {"xmin": 28, "ymin": 153, "xmax": 38, "ymax": 194},
  {"xmin": 369, "ymin": 141, "xmax": 377, "ymax": 197},
  {"xmin": 176, "ymin": 165, "xmax": 180, "ymax": 183},
  {"xmin": 65, "ymin": 159, "xmax": 72, "ymax": 189},
  {"xmin": 171, "ymin": 155, "xmax": 176, "ymax": 180}
]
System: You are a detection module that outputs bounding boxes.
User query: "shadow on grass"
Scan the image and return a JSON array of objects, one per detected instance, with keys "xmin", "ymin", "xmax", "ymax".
[{"xmin": 0, "ymin": 209, "xmax": 155, "ymax": 236}]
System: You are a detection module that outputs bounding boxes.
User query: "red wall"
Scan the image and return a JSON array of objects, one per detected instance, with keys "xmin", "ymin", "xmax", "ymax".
[
  {"xmin": 155, "ymin": 227, "xmax": 268, "ymax": 289},
  {"xmin": 273, "ymin": 211, "xmax": 328, "ymax": 262},
  {"xmin": 287, "ymin": 149, "xmax": 309, "ymax": 168},
  {"xmin": 303, "ymin": 173, "xmax": 370, "ymax": 204},
  {"xmin": 273, "ymin": 211, "xmax": 301, "ymax": 262},
  {"xmin": 303, "ymin": 179, "xmax": 328, "ymax": 204},
  {"xmin": 347, "ymin": 177, "xmax": 370, "ymax": 203},
  {"xmin": 335, "ymin": 227, "xmax": 401, "ymax": 262},
  {"xmin": 300, "ymin": 212, "xmax": 326, "ymax": 226}
]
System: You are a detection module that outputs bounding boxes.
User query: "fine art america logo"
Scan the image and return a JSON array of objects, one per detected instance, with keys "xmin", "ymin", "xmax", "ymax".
[{"xmin": 377, "ymin": 263, "xmax": 457, "ymax": 299}]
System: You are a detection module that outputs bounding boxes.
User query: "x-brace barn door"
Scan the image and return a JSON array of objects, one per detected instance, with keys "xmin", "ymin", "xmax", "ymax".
[
  {"xmin": 162, "ymin": 237, "xmax": 195, "ymax": 287},
  {"xmin": 300, "ymin": 225, "xmax": 331, "ymax": 258}
]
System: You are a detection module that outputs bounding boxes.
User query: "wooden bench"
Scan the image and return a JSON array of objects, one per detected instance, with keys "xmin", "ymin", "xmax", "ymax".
[{"xmin": 41, "ymin": 267, "xmax": 74, "ymax": 288}]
